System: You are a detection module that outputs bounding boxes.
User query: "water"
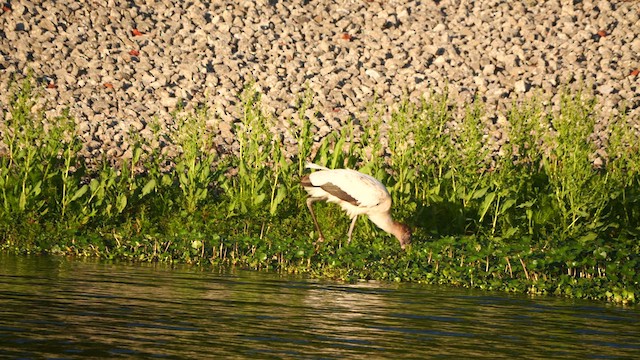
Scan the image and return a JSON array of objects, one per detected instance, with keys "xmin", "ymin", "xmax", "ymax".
[{"xmin": 1, "ymin": 254, "xmax": 638, "ymax": 359}]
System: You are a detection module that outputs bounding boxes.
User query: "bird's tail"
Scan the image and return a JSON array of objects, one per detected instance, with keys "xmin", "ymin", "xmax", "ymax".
[{"xmin": 305, "ymin": 162, "xmax": 330, "ymax": 170}]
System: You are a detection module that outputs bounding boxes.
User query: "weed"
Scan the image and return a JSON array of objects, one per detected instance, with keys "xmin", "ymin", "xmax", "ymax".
[{"xmin": 1, "ymin": 78, "xmax": 638, "ymax": 305}]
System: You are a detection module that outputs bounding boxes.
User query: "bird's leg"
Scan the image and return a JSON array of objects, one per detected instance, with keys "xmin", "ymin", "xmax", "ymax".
[
  {"xmin": 306, "ymin": 198, "xmax": 325, "ymax": 243},
  {"xmin": 347, "ymin": 215, "xmax": 358, "ymax": 243}
]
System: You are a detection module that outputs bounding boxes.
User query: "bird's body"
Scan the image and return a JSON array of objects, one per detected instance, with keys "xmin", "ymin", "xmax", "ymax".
[{"xmin": 301, "ymin": 163, "xmax": 411, "ymax": 249}]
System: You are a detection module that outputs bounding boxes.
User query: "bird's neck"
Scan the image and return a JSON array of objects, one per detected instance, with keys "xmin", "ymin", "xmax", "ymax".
[{"xmin": 368, "ymin": 212, "xmax": 401, "ymax": 238}]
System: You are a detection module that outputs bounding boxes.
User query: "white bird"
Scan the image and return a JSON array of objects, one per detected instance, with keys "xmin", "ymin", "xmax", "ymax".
[{"xmin": 301, "ymin": 163, "xmax": 411, "ymax": 250}]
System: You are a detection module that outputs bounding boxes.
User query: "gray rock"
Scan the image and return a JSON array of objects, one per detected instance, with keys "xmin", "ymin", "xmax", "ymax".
[
  {"xmin": 0, "ymin": 0, "xmax": 636, "ymax": 163},
  {"xmin": 514, "ymin": 80, "xmax": 530, "ymax": 93}
]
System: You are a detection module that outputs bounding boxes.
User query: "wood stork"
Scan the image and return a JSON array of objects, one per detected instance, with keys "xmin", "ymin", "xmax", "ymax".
[{"xmin": 301, "ymin": 163, "xmax": 411, "ymax": 250}]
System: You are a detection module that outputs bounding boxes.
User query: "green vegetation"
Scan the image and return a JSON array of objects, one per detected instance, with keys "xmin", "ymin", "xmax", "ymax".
[{"xmin": 1, "ymin": 79, "xmax": 638, "ymax": 304}]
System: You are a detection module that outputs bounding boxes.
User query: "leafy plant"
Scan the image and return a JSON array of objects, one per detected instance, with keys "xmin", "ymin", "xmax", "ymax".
[{"xmin": 1, "ymin": 77, "xmax": 638, "ymax": 304}]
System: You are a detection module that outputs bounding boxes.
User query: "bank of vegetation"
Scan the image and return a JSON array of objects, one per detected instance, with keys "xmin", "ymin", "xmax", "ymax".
[{"xmin": 1, "ymin": 79, "xmax": 638, "ymax": 304}]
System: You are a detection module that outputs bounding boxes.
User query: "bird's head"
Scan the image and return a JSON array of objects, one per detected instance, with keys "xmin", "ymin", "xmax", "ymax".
[{"xmin": 395, "ymin": 223, "xmax": 412, "ymax": 250}]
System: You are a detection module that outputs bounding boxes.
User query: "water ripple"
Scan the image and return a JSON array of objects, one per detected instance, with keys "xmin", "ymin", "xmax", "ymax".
[{"xmin": 1, "ymin": 254, "xmax": 639, "ymax": 359}]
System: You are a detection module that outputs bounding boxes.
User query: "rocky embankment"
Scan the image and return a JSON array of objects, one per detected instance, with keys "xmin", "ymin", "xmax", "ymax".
[{"xmin": 0, "ymin": 0, "xmax": 638, "ymax": 160}]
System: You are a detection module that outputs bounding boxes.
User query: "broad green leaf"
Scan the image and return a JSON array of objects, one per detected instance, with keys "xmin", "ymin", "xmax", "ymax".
[
  {"xmin": 253, "ymin": 193, "xmax": 266, "ymax": 206},
  {"xmin": 270, "ymin": 186, "xmax": 287, "ymax": 215},
  {"xmin": 140, "ymin": 179, "xmax": 156, "ymax": 198},
  {"xmin": 478, "ymin": 192, "xmax": 497, "ymax": 222},
  {"xmin": 472, "ymin": 186, "xmax": 489, "ymax": 199},
  {"xmin": 443, "ymin": 169, "xmax": 454, "ymax": 179},
  {"xmin": 517, "ymin": 200, "xmax": 535, "ymax": 208},
  {"xmin": 503, "ymin": 226, "xmax": 518, "ymax": 238},
  {"xmin": 576, "ymin": 209, "xmax": 589, "ymax": 218},
  {"xmin": 196, "ymin": 188, "xmax": 208, "ymax": 200},
  {"xmin": 32, "ymin": 181, "xmax": 42, "ymax": 197},
  {"xmin": 19, "ymin": 191, "xmax": 26, "ymax": 211},
  {"xmin": 578, "ymin": 232, "xmax": 597, "ymax": 243},
  {"xmin": 116, "ymin": 194, "xmax": 127, "ymax": 213},
  {"xmin": 89, "ymin": 178, "xmax": 100, "ymax": 192},
  {"xmin": 238, "ymin": 162, "xmax": 247, "ymax": 177},
  {"xmin": 161, "ymin": 174, "xmax": 172, "ymax": 187},
  {"xmin": 228, "ymin": 200, "xmax": 237, "ymax": 213},
  {"xmin": 202, "ymin": 165, "xmax": 210, "ymax": 178},
  {"xmin": 96, "ymin": 187, "xmax": 106, "ymax": 203},
  {"xmin": 71, "ymin": 185, "xmax": 88, "ymax": 202},
  {"xmin": 179, "ymin": 172, "xmax": 188, "ymax": 187},
  {"xmin": 132, "ymin": 147, "xmax": 143, "ymax": 163},
  {"xmin": 499, "ymin": 199, "xmax": 517, "ymax": 215}
]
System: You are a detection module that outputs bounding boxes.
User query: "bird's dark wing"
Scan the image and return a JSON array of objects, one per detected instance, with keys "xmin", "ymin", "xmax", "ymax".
[
  {"xmin": 320, "ymin": 182, "xmax": 360, "ymax": 206},
  {"xmin": 300, "ymin": 175, "xmax": 313, "ymax": 188},
  {"xmin": 302, "ymin": 175, "xmax": 359, "ymax": 205}
]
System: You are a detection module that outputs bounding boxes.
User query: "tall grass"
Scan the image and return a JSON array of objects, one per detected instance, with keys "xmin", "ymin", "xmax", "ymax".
[{"xmin": 1, "ymin": 78, "xmax": 638, "ymax": 304}]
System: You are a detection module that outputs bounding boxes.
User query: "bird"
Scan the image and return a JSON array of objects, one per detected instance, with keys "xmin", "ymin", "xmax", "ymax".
[{"xmin": 301, "ymin": 163, "xmax": 411, "ymax": 250}]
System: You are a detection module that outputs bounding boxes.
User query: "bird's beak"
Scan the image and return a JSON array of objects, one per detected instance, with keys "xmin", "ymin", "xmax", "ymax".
[{"xmin": 401, "ymin": 233, "xmax": 411, "ymax": 250}]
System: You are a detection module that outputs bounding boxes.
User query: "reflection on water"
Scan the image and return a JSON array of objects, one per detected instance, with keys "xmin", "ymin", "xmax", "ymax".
[{"xmin": 1, "ymin": 254, "xmax": 639, "ymax": 359}]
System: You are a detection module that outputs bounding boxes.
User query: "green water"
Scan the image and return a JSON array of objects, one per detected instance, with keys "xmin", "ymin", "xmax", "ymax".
[{"xmin": 0, "ymin": 254, "xmax": 638, "ymax": 359}]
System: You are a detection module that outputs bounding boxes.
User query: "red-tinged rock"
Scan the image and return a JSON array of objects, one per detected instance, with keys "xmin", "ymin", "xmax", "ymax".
[
  {"xmin": 631, "ymin": 69, "xmax": 640, "ymax": 77},
  {"xmin": 132, "ymin": 29, "xmax": 143, "ymax": 36},
  {"xmin": 129, "ymin": 49, "xmax": 140, "ymax": 56},
  {"xmin": 597, "ymin": 30, "xmax": 607, "ymax": 37},
  {"xmin": 2, "ymin": 5, "xmax": 10, "ymax": 12},
  {"xmin": 341, "ymin": 33, "xmax": 352, "ymax": 41},
  {"xmin": 46, "ymin": 83, "xmax": 57, "ymax": 89},
  {"xmin": 104, "ymin": 83, "xmax": 114, "ymax": 89}
]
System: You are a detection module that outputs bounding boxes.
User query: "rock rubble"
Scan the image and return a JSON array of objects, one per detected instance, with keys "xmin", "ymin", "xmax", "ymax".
[{"xmin": 0, "ymin": 0, "xmax": 638, "ymax": 160}]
